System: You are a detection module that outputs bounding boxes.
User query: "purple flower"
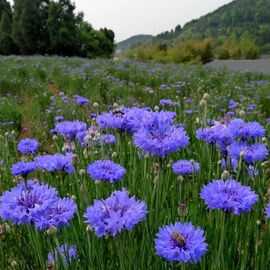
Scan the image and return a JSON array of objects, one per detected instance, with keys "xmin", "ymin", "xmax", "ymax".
[
  {"xmin": 100, "ymin": 134, "xmax": 116, "ymax": 145},
  {"xmin": 84, "ymin": 188, "xmax": 147, "ymax": 237},
  {"xmin": 227, "ymin": 119, "xmax": 265, "ymax": 139},
  {"xmin": 97, "ymin": 107, "xmax": 150, "ymax": 133},
  {"xmin": 265, "ymin": 204, "xmax": 270, "ymax": 218},
  {"xmin": 228, "ymin": 142, "xmax": 268, "ymax": 163},
  {"xmin": 11, "ymin": 161, "xmax": 36, "ymax": 178},
  {"xmin": 96, "ymin": 106, "xmax": 128, "ymax": 130},
  {"xmin": 87, "ymin": 160, "xmax": 126, "ymax": 183},
  {"xmin": 0, "ymin": 180, "xmax": 58, "ymax": 225},
  {"xmin": 74, "ymin": 95, "xmax": 89, "ymax": 105},
  {"xmin": 200, "ymin": 179, "xmax": 258, "ymax": 215},
  {"xmin": 35, "ymin": 198, "xmax": 77, "ymax": 230},
  {"xmin": 17, "ymin": 138, "xmax": 39, "ymax": 154},
  {"xmin": 155, "ymin": 222, "xmax": 207, "ymax": 263},
  {"xmin": 159, "ymin": 99, "xmax": 172, "ymax": 105},
  {"xmin": 134, "ymin": 111, "xmax": 189, "ymax": 157},
  {"xmin": 48, "ymin": 244, "xmax": 77, "ymax": 266},
  {"xmin": 172, "ymin": 160, "xmax": 200, "ymax": 175},
  {"xmin": 55, "ymin": 116, "xmax": 64, "ymax": 122},
  {"xmin": 55, "ymin": 121, "xmax": 87, "ymax": 139},
  {"xmin": 34, "ymin": 153, "xmax": 75, "ymax": 174}
]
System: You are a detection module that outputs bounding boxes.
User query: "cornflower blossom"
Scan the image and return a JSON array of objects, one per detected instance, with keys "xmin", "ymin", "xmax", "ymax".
[
  {"xmin": 47, "ymin": 244, "xmax": 77, "ymax": 267},
  {"xmin": 74, "ymin": 95, "xmax": 89, "ymax": 105},
  {"xmin": 265, "ymin": 204, "xmax": 270, "ymax": 218},
  {"xmin": 227, "ymin": 119, "xmax": 265, "ymax": 139},
  {"xmin": 200, "ymin": 179, "xmax": 258, "ymax": 215},
  {"xmin": 17, "ymin": 138, "xmax": 39, "ymax": 154},
  {"xmin": 11, "ymin": 161, "xmax": 36, "ymax": 178},
  {"xmin": 87, "ymin": 160, "xmax": 126, "ymax": 183},
  {"xmin": 228, "ymin": 142, "xmax": 268, "ymax": 163},
  {"xmin": 34, "ymin": 153, "xmax": 75, "ymax": 174},
  {"xmin": 172, "ymin": 160, "xmax": 200, "ymax": 175},
  {"xmin": 96, "ymin": 106, "xmax": 128, "ymax": 130},
  {"xmin": 134, "ymin": 111, "xmax": 189, "ymax": 157},
  {"xmin": 97, "ymin": 107, "xmax": 150, "ymax": 133},
  {"xmin": 0, "ymin": 180, "xmax": 58, "ymax": 225},
  {"xmin": 35, "ymin": 198, "xmax": 77, "ymax": 230},
  {"xmin": 55, "ymin": 121, "xmax": 87, "ymax": 139},
  {"xmin": 84, "ymin": 188, "xmax": 147, "ymax": 237},
  {"xmin": 155, "ymin": 222, "xmax": 207, "ymax": 263}
]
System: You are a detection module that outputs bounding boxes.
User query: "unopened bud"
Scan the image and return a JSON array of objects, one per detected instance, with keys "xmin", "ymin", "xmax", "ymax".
[
  {"xmin": 203, "ymin": 93, "xmax": 210, "ymax": 100},
  {"xmin": 240, "ymin": 151, "xmax": 245, "ymax": 158},
  {"xmin": 79, "ymin": 169, "xmax": 85, "ymax": 175},
  {"xmin": 177, "ymin": 175, "xmax": 184, "ymax": 182},
  {"xmin": 239, "ymin": 110, "xmax": 245, "ymax": 117},
  {"xmin": 144, "ymin": 153, "xmax": 150, "ymax": 159},
  {"xmin": 199, "ymin": 99, "xmax": 207, "ymax": 106},
  {"xmin": 111, "ymin": 152, "xmax": 118, "ymax": 159},
  {"xmin": 52, "ymin": 135, "xmax": 58, "ymax": 141},
  {"xmin": 113, "ymin": 103, "xmax": 119, "ymax": 109},
  {"xmin": 262, "ymin": 137, "xmax": 267, "ymax": 144},
  {"xmin": 178, "ymin": 204, "xmax": 188, "ymax": 217},
  {"xmin": 93, "ymin": 102, "xmax": 99, "ymax": 108},
  {"xmin": 154, "ymin": 106, "xmax": 160, "ymax": 111},
  {"xmin": 221, "ymin": 170, "xmax": 230, "ymax": 180},
  {"xmin": 46, "ymin": 226, "xmax": 57, "ymax": 236},
  {"xmin": 86, "ymin": 225, "xmax": 94, "ymax": 232},
  {"xmin": 83, "ymin": 148, "xmax": 88, "ymax": 158}
]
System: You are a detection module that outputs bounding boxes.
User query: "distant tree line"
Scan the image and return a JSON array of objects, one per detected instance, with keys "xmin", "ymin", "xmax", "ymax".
[
  {"xmin": 0, "ymin": 0, "xmax": 115, "ymax": 57},
  {"xmin": 124, "ymin": 33, "xmax": 259, "ymax": 64}
]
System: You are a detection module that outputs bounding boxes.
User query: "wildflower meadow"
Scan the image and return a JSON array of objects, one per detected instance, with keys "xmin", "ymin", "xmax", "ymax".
[{"xmin": 0, "ymin": 56, "xmax": 269, "ymax": 269}]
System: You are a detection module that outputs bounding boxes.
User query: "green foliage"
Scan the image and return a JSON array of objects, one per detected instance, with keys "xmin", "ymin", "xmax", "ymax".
[
  {"xmin": 4, "ymin": 0, "xmax": 115, "ymax": 57},
  {"xmin": 0, "ymin": 97, "xmax": 22, "ymax": 131},
  {"xmin": 126, "ymin": 39, "xmax": 214, "ymax": 64}
]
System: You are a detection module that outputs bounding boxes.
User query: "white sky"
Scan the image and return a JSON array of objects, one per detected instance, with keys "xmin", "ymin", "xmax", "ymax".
[{"xmin": 8, "ymin": 0, "xmax": 234, "ymax": 42}]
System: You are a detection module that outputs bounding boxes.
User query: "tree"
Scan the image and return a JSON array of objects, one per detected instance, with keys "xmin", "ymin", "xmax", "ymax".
[{"xmin": 0, "ymin": 11, "xmax": 14, "ymax": 54}]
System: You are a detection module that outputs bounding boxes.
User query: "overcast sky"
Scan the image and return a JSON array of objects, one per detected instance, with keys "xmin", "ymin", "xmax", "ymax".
[{"xmin": 8, "ymin": 0, "xmax": 234, "ymax": 42}]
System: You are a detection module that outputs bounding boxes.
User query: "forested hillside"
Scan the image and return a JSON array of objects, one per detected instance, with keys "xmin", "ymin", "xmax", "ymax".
[{"xmin": 124, "ymin": 0, "xmax": 270, "ymax": 63}]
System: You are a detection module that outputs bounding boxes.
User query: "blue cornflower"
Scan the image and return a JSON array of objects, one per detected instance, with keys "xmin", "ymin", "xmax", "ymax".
[
  {"xmin": 34, "ymin": 153, "xmax": 75, "ymax": 174},
  {"xmin": 48, "ymin": 244, "xmax": 77, "ymax": 266},
  {"xmin": 55, "ymin": 121, "xmax": 87, "ymax": 139},
  {"xmin": 11, "ymin": 161, "xmax": 36, "ymax": 178},
  {"xmin": 87, "ymin": 160, "xmax": 126, "ymax": 183},
  {"xmin": 0, "ymin": 180, "xmax": 58, "ymax": 225},
  {"xmin": 96, "ymin": 106, "xmax": 128, "ymax": 130},
  {"xmin": 35, "ymin": 198, "xmax": 77, "ymax": 230},
  {"xmin": 134, "ymin": 111, "xmax": 189, "ymax": 157},
  {"xmin": 84, "ymin": 188, "xmax": 147, "ymax": 237},
  {"xmin": 155, "ymin": 222, "xmax": 207, "ymax": 263},
  {"xmin": 200, "ymin": 179, "xmax": 258, "ymax": 215},
  {"xmin": 17, "ymin": 138, "xmax": 39, "ymax": 154},
  {"xmin": 97, "ymin": 107, "xmax": 150, "ymax": 133},
  {"xmin": 159, "ymin": 99, "xmax": 173, "ymax": 106},
  {"xmin": 228, "ymin": 142, "xmax": 268, "ymax": 163},
  {"xmin": 172, "ymin": 160, "xmax": 200, "ymax": 175},
  {"xmin": 265, "ymin": 204, "xmax": 270, "ymax": 218},
  {"xmin": 74, "ymin": 95, "xmax": 89, "ymax": 105},
  {"xmin": 100, "ymin": 134, "xmax": 116, "ymax": 145},
  {"xmin": 227, "ymin": 119, "xmax": 265, "ymax": 139}
]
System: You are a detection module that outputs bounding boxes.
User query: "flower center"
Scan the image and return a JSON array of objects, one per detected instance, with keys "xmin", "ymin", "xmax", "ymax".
[{"xmin": 171, "ymin": 231, "xmax": 186, "ymax": 247}]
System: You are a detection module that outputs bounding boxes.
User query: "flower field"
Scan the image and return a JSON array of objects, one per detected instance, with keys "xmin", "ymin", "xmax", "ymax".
[{"xmin": 0, "ymin": 56, "xmax": 269, "ymax": 269}]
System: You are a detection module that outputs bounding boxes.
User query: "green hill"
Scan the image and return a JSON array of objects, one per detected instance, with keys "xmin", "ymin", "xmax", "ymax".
[
  {"xmin": 155, "ymin": 0, "xmax": 270, "ymax": 53},
  {"xmin": 117, "ymin": 35, "xmax": 153, "ymax": 52}
]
